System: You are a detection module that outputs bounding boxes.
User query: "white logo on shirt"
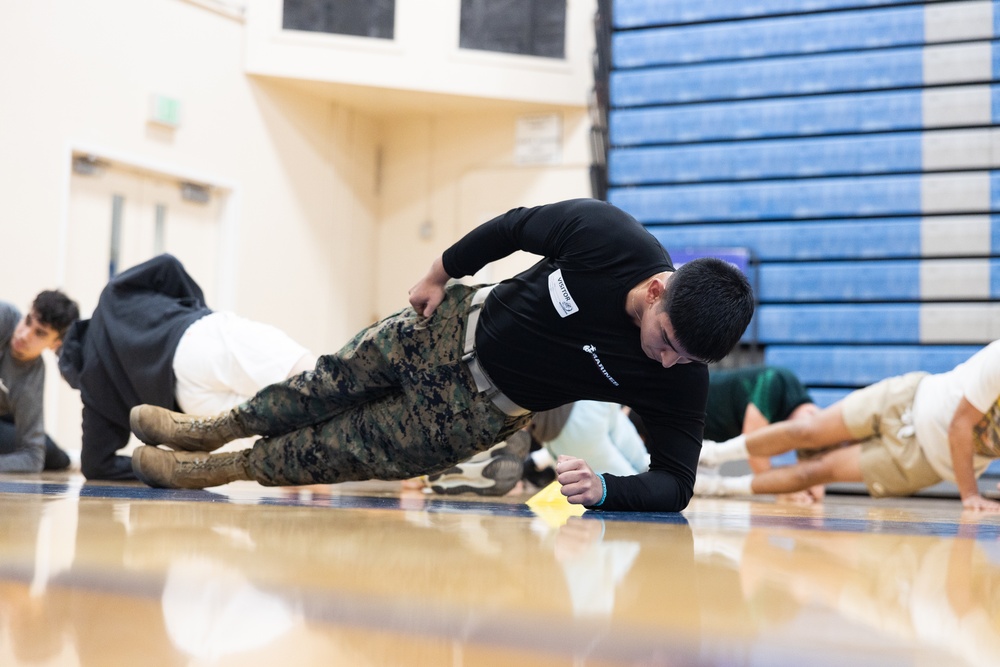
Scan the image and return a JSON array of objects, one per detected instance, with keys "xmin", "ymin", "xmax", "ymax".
[
  {"xmin": 583, "ymin": 344, "xmax": 619, "ymax": 387},
  {"xmin": 548, "ymin": 269, "xmax": 579, "ymax": 318}
]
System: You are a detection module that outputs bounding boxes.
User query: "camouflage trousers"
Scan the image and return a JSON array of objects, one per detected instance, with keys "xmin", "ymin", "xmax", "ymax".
[{"xmin": 237, "ymin": 283, "xmax": 531, "ymax": 486}]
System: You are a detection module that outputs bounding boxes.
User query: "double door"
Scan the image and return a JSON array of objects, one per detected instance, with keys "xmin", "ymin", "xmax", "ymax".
[{"xmin": 51, "ymin": 163, "xmax": 224, "ymax": 456}]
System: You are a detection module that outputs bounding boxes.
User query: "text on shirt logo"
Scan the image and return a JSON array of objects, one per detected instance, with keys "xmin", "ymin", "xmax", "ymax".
[{"xmin": 583, "ymin": 344, "xmax": 619, "ymax": 387}]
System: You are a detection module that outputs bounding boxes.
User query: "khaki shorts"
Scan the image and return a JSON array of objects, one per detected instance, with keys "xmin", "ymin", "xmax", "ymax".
[{"xmin": 841, "ymin": 371, "xmax": 942, "ymax": 497}]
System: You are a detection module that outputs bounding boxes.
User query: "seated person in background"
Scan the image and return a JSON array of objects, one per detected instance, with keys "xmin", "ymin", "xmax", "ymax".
[
  {"xmin": 58, "ymin": 254, "xmax": 315, "ymax": 481},
  {"xmin": 424, "ymin": 401, "xmax": 650, "ymax": 496},
  {"xmin": 696, "ymin": 340, "xmax": 1000, "ymax": 512},
  {"xmin": 0, "ymin": 291, "xmax": 80, "ymax": 472},
  {"xmin": 0, "ymin": 420, "xmax": 72, "ymax": 472},
  {"xmin": 701, "ymin": 365, "xmax": 822, "ymax": 502}
]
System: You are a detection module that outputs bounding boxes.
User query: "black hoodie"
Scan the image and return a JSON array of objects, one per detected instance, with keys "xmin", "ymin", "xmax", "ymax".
[{"xmin": 59, "ymin": 254, "xmax": 211, "ymax": 480}]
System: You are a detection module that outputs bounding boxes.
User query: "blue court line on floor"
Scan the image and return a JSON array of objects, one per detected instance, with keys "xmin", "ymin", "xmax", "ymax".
[
  {"xmin": 3, "ymin": 479, "xmax": 999, "ymax": 538},
  {"xmin": 746, "ymin": 513, "xmax": 1000, "ymax": 539}
]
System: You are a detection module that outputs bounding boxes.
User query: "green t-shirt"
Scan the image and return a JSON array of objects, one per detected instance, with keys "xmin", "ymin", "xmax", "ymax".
[{"xmin": 704, "ymin": 366, "xmax": 813, "ymax": 442}]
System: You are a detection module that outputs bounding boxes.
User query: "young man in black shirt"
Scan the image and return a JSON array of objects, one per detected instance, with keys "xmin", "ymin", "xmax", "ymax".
[{"xmin": 130, "ymin": 199, "xmax": 754, "ymax": 512}]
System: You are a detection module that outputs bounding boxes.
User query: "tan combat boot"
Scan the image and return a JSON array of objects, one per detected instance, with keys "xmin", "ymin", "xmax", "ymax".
[
  {"xmin": 132, "ymin": 446, "xmax": 253, "ymax": 489},
  {"xmin": 130, "ymin": 405, "xmax": 251, "ymax": 452}
]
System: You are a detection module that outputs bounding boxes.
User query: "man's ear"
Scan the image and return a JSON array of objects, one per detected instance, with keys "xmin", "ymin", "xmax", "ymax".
[
  {"xmin": 48, "ymin": 338, "xmax": 63, "ymax": 354},
  {"xmin": 646, "ymin": 274, "xmax": 669, "ymax": 303}
]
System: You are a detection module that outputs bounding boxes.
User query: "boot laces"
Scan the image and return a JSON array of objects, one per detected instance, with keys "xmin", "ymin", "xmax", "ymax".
[
  {"xmin": 184, "ymin": 453, "xmax": 232, "ymax": 470},
  {"xmin": 180, "ymin": 417, "xmax": 221, "ymax": 434}
]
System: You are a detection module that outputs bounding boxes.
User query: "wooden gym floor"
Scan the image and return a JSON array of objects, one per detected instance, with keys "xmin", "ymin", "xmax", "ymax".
[{"xmin": 1, "ymin": 472, "xmax": 998, "ymax": 667}]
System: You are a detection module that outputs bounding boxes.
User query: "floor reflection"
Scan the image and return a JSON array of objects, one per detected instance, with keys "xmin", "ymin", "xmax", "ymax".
[
  {"xmin": 1, "ymin": 475, "xmax": 999, "ymax": 666},
  {"xmin": 733, "ymin": 523, "xmax": 1000, "ymax": 666},
  {"xmin": 687, "ymin": 500, "xmax": 1000, "ymax": 667}
]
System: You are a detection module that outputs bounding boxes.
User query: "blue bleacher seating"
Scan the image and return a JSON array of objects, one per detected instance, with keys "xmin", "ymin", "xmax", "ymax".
[
  {"xmin": 610, "ymin": 89, "xmax": 931, "ymax": 146},
  {"xmin": 613, "ymin": 0, "xmax": 932, "ymax": 30},
  {"xmin": 612, "ymin": 46, "xmax": 931, "ymax": 107},
  {"xmin": 764, "ymin": 344, "xmax": 980, "ymax": 386},
  {"xmin": 609, "ymin": 0, "xmax": 1000, "ymax": 436},
  {"xmin": 614, "ymin": 5, "xmax": 928, "ymax": 68},
  {"xmin": 610, "ymin": 132, "xmax": 926, "ymax": 185},
  {"xmin": 650, "ymin": 217, "xmax": 1000, "ymax": 261}
]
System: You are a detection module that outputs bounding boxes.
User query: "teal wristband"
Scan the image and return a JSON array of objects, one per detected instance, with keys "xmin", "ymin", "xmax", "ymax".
[{"xmin": 595, "ymin": 473, "xmax": 607, "ymax": 506}]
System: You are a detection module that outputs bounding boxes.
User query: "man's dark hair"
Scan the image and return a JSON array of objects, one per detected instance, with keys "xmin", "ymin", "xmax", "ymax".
[
  {"xmin": 32, "ymin": 290, "xmax": 80, "ymax": 338},
  {"xmin": 661, "ymin": 257, "xmax": 754, "ymax": 363}
]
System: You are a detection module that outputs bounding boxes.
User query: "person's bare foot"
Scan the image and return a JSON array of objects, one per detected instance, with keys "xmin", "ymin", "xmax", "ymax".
[{"xmin": 775, "ymin": 490, "xmax": 820, "ymax": 505}]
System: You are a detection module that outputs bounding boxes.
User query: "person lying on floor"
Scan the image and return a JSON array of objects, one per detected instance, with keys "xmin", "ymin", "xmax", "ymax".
[
  {"xmin": 58, "ymin": 254, "xmax": 315, "ymax": 481},
  {"xmin": 696, "ymin": 340, "xmax": 1000, "ymax": 512}
]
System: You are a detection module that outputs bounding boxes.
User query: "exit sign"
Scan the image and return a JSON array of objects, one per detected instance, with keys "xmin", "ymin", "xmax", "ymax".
[{"xmin": 149, "ymin": 94, "xmax": 181, "ymax": 127}]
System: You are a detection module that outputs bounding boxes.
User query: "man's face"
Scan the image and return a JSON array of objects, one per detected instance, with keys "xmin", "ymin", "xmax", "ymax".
[
  {"xmin": 10, "ymin": 310, "xmax": 61, "ymax": 362},
  {"xmin": 638, "ymin": 304, "xmax": 702, "ymax": 368}
]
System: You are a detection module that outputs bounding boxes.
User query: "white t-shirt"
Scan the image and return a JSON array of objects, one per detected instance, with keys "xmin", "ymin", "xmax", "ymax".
[
  {"xmin": 172, "ymin": 311, "xmax": 310, "ymax": 416},
  {"xmin": 912, "ymin": 340, "xmax": 1000, "ymax": 482}
]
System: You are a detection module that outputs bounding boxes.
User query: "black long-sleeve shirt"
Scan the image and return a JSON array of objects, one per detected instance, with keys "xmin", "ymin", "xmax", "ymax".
[
  {"xmin": 442, "ymin": 198, "xmax": 708, "ymax": 512},
  {"xmin": 58, "ymin": 254, "xmax": 211, "ymax": 480}
]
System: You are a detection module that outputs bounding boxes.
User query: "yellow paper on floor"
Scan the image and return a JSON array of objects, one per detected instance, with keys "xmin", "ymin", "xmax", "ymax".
[{"xmin": 527, "ymin": 480, "xmax": 586, "ymax": 528}]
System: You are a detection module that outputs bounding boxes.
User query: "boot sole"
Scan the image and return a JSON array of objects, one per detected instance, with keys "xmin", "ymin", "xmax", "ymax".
[{"xmin": 428, "ymin": 455, "xmax": 523, "ymax": 496}]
